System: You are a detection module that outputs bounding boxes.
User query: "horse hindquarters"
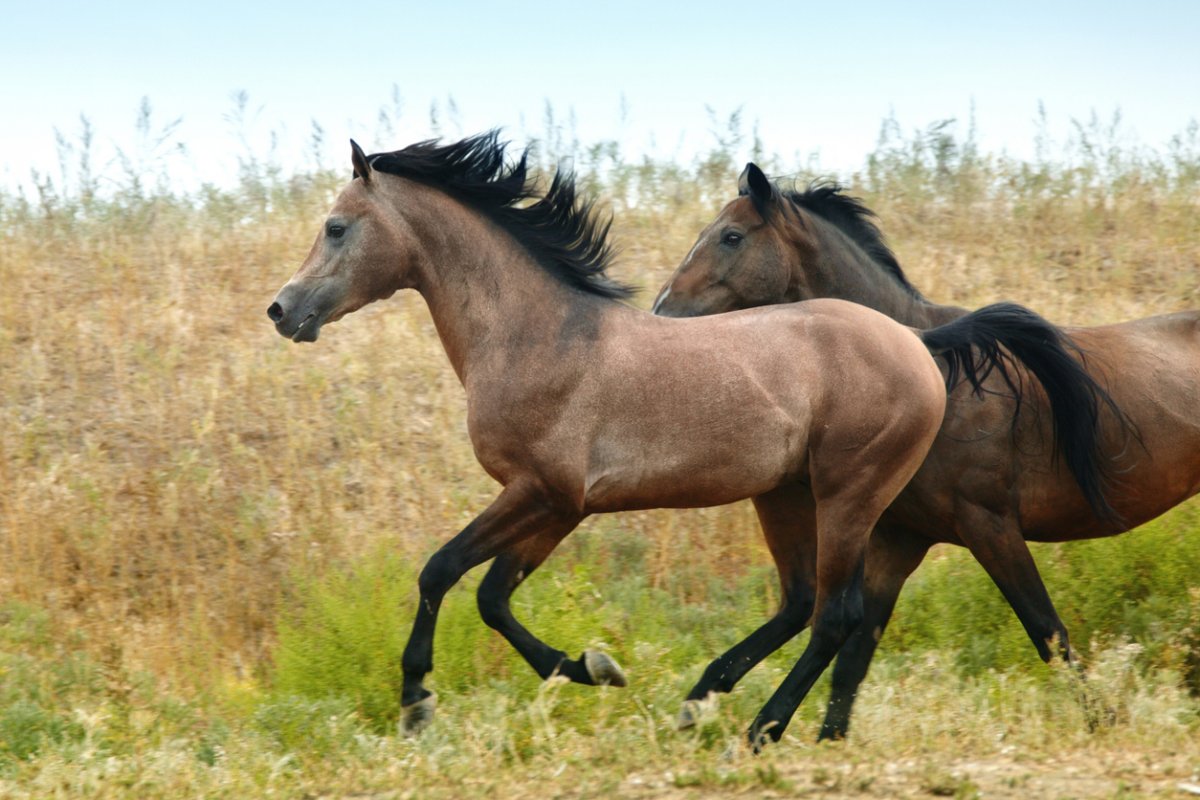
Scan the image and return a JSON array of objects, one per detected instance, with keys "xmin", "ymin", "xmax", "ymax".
[
  {"xmin": 749, "ymin": 440, "xmax": 941, "ymax": 747},
  {"xmin": 749, "ymin": 333, "xmax": 946, "ymax": 747}
]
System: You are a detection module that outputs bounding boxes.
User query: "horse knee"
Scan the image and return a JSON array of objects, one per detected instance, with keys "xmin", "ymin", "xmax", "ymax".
[{"xmin": 417, "ymin": 550, "xmax": 460, "ymax": 601}]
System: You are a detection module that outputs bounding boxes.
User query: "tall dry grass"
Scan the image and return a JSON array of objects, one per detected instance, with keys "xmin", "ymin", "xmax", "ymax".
[{"xmin": 1, "ymin": 106, "xmax": 1198, "ymax": 709}]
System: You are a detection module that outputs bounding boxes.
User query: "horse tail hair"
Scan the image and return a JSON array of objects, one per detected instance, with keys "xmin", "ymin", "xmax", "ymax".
[{"xmin": 918, "ymin": 302, "xmax": 1125, "ymax": 526}]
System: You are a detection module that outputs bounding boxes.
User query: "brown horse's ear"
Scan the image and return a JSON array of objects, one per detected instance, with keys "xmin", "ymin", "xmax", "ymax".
[
  {"xmin": 738, "ymin": 163, "xmax": 772, "ymax": 202},
  {"xmin": 738, "ymin": 162, "xmax": 774, "ymax": 218},
  {"xmin": 350, "ymin": 139, "xmax": 373, "ymax": 184}
]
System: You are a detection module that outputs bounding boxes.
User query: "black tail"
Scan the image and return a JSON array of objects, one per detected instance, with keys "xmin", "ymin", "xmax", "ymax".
[{"xmin": 919, "ymin": 302, "xmax": 1125, "ymax": 525}]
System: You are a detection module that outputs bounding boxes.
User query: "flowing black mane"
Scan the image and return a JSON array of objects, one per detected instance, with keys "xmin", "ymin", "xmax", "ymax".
[
  {"xmin": 365, "ymin": 131, "xmax": 635, "ymax": 300},
  {"xmin": 784, "ymin": 182, "xmax": 921, "ymax": 297}
]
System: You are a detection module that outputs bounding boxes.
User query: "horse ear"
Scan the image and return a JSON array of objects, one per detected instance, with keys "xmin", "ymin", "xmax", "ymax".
[
  {"xmin": 350, "ymin": 139, "xmax": 373, "ymax": 184},
  {"xmin": 738, "ymin": 162, "xmax": 772, "ymax": 204}
]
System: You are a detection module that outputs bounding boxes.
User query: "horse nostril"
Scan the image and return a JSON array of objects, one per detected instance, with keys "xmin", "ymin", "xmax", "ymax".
[{"xmin": 267, "ymin": 302, "xmax": 284, "ymax": 323}]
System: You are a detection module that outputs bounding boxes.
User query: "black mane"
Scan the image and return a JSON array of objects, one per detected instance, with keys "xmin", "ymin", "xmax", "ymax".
[
  {"xmin": 365, "ymin": 131, "xmax": 635, "ymax": 300},
  {"xmin": 784, "ymin": 181, "xmax": 920, "ymax": 297}
]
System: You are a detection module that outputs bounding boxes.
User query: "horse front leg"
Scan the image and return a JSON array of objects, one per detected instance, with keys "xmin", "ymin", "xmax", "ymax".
[
  {"xmin": 475, "ymin": 530, "xmax": 627, "ymax": 687},
  {"xmin": 400, "ymin": 482, "xmax": 583, "ymax": 734}
]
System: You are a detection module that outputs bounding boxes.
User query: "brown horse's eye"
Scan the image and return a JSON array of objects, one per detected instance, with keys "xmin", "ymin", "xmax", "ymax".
[
  {"xmin": 722, "ymin": 232, "xmax": 743, "ymax": 247},
  {"xmin": 327, "ymin": 223, "xmax": 346, "ymax": 239}
]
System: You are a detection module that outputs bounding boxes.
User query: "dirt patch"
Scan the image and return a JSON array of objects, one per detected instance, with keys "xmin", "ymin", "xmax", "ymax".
[{"xmin": 615, "ymin": 747, "xmax": 1199, "ymax": 799}]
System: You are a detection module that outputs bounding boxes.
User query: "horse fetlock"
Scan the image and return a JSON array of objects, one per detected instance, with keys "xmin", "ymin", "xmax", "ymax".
[
  {"xmin": 818, "ymin": 692, "xmax": 855, "ymax": 741},
  {"xmin": 698, "ymin": 662, "xmax": 738, "ymax": 694},
  {"xmin": 817, "ymin": 720, "xmax": 848, "ymax": 742},
  {"xmin": 400, "ymin": 691, "xmax": 438, "ymax": 736},
  {"xmin": 582, "ymin": 649, "xmax": 627, "ymax": 687}
]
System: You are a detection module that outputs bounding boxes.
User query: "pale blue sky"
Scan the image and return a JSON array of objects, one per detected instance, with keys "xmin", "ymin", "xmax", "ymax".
[{"xmin": 2, "ymin": 1, "xmax": 1196, "ymax": 192}]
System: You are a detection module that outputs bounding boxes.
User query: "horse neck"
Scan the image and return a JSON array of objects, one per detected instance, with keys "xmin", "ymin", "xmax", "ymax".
[
  {"xmin": 798, "ymin": 218, "xmax": 969, "ymax": 329},
  {"xmin": 398, "ymin": 184, "xmax": 609, "ymax": 385}
]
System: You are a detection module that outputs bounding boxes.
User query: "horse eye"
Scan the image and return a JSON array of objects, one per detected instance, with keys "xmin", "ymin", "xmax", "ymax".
[
  {"xmin": 327, "ymin": 223, "xmax": 346, "ymax": 239},
  {"xmin": 722, "ymin": 232, "xmax": 743, "ymax": 247}
]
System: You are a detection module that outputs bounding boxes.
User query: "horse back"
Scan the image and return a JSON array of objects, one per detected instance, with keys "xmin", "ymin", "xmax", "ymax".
[{"xmin": 473, "ymin": 299, "xmax": 947, "ymax": 514}]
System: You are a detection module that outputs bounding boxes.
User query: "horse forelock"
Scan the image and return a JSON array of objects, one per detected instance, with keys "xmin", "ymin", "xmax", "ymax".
[{"xmin": 365, "ymin": 131, "xmax": 635, "ymax": 300}]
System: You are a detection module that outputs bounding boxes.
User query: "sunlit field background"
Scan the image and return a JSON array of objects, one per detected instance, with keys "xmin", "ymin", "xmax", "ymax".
[{"xmin": 1, "ymin": 103, "xmax": 1199, "ymax": 797}]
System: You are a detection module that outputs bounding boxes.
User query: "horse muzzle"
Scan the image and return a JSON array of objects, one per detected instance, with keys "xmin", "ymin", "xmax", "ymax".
[
  {"xmin": 268, "ymin": 281, "xmax": 342, "ymax": 343},
  {"xmin": 652, "ymin": 287, "xmax": 708, "ymax": 318}
]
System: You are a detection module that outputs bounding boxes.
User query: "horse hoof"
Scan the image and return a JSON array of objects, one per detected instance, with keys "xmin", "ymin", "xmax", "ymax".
[
  {"xmin": 677, "ymin": 693, "xmax": 718, "ymax": 730},
  {"xmin": 677, "ymin": 702, "xmax": 699, "ymax": 730},
  {"xmin": 748, "ymin": 718, "xmax": 780, "ymax": 755},
  {"xmin": 400, "ymin": 692, "xmax": 437, "ymax": 736},
  {"xmin": 816, "ymin": 725, "xmax": 847, "ymax": 743},
  {"xmin": 583, "ymin": 649, "xmax": 627, "ymax": 687}
]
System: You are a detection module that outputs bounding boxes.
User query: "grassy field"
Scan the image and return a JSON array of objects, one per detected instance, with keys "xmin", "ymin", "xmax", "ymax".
[{"xmin": 1, "ymin": 110, "xmax": 1199, "ymax": 797}]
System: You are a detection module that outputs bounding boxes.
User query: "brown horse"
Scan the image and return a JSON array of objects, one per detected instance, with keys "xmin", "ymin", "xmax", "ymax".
[
  {"xmin": 654, "ymin": 163, "xmax": 1198, "ymax": 740},
  {"xmin": 267, "ymin": 133, "xmax": 1118, "ymax": 748}
]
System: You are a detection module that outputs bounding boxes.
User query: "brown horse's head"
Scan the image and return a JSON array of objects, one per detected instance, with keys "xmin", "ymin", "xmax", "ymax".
[
  {"xmin": 267, "ymin": 141, "xmax": 413, "ymax": 341},
  {"xmin": 652, "ymin": 163, "xmax": 806, "ymax": 317}
]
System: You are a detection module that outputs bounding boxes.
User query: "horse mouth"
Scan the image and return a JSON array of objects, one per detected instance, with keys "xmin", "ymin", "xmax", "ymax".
[
  {"xmin": 270, "ymin": 279, "xmax": 344, "ymax": 342},
  {"xmin": 290, "ymin": 312, "xmax": 321, "ymax": 342},
  {"xmin": 652, "ymin": 298, "xmax": 701, "ymax": 318}
]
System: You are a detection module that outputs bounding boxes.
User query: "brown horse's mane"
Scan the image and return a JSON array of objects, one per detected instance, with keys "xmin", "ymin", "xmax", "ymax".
[
  {"xmin": 783, "ymin": 181, "xmax": 923, "ymax": 299},
  {"xmin": 365, "ymin": 131, "xmax": 636, "ymax": 300}
]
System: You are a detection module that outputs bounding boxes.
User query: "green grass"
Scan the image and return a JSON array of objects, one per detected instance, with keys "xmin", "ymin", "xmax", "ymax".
[
  {"xmin": 1, "ymin": 570, "xmax": 1197, "ymax": 797},
  {"xmin": 885, "ymin": 503, "xmax": 1200, "ymax": 686},
  {"xmin": 268, "ymin": 541, "xmax": 785, "ymax": 733}
]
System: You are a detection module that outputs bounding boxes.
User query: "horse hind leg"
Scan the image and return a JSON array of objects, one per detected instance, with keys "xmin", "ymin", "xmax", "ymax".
[
  {"xmin": 819, "ymin": 525, "xmax": 932, "ymax": 741},
  {"xmin": 955, "ymin": 502, "xmax": 1073, "ymax": 663},
  {"xmin": 955, "ymin": 501, "xmax": 1114, "ymax": 728},
  {"xmin": 678, "ymin": 483, "xmax": 818, "ymax": 729},
  {"xmin": 749, "ymin": 525, "xmax": 868, "ymax": 751},
  {"xmin": 749, "ymin": 403, "xmax": 940, "ymax": 750}
]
